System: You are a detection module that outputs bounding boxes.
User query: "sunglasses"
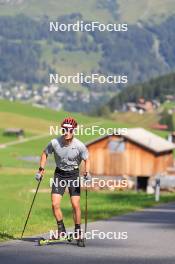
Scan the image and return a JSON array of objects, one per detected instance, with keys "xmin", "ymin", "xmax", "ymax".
[{"xmin": 62, "ymin": 127, "xmax": 74, "ymax": 134}]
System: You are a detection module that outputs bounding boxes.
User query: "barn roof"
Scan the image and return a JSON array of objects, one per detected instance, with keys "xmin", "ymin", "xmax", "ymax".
[
  {"xmin": 86, "ymin": 128, "xmax": 175, "ymax": 153},
  {"xmin": 124, "ymin": 128, "xmax": 175, "ymax": 153}
]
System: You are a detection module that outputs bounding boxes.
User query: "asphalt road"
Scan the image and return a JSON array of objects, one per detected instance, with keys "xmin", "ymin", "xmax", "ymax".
[{"xmin": 0, "ymin": 202, "xmax": 175, "ymax": 264}]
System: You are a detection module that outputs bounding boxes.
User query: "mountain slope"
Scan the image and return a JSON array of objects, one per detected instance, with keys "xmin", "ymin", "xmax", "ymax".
[
  {"xmin": 1, "ymin": 0, "xmax": 175, "ymax": 24},
  {"xmin": 1, "ymin": 1, "xmax": 175, "ymax": 112}
]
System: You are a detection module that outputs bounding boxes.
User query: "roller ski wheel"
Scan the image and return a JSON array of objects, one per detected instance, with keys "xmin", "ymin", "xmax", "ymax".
[
  {"xmin": 67, "ymin": 233, "xmax": 73, "ymax": 242},
  {"xmin": 38, "ymin": 237, "xmax": 49, "ymax": 246}
]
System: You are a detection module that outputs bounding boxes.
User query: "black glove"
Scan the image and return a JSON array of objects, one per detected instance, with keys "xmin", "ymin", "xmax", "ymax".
[
  {"xmin": 35, "ymin": 167, "xmax": 44, "ymax": 181},
  {"xmin": 83, "ymin": 172, "xmax": 92, "ymax": 182}
]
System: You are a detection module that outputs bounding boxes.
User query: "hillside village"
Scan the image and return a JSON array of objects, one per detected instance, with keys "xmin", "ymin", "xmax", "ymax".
[
  {"xmin": 1, "ymin": 81, "xmax": 175, "ymax": 128},
  {"xmin": 0, "ymin": 83, "xmax": 102, "ymax": 111}
]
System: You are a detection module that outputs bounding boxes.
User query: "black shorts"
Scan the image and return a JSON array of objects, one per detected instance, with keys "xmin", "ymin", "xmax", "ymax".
[{"xmin": 51, "ymin": 168, "xmax": 80, "ymax": 197}]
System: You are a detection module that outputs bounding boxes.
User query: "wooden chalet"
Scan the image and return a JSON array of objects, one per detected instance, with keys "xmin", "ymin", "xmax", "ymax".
[{"xmin": 86, "ymin": 128, "xmax": 175, "ymax": 190}]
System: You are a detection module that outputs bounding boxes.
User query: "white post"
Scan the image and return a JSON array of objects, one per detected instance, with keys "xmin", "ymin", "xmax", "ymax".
[{"xmin": 155, "ymin": 178, "xmax": 160, "ymax": 202}]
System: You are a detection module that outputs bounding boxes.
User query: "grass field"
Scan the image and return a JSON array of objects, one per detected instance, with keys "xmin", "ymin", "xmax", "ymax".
[
  {"xmin": 161, "ymin": 101, "xmax": 175, "ymax": 125},
  {"xmin": 0, "ymin": 100, "xmax": 102, "ymax": 123},
  {"xmin": 162, "ymin": 101, "xmax": 175, "ymax": 111},
  {"xmin": 1, "ymin": 167, "xmax": 175, "ymax": 241},
  {"xmin": 111, "ymin": 112, "xmax": 158, "ymax": 128},
  {"xmin": 0, "ymin": 99, "xmax": 175, "ymax": 241}
]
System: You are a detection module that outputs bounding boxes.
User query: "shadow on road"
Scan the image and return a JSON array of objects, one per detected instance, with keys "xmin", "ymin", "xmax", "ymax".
[
  {"xmin": 21, "ymin": 237, "xmax": 41, "ymax": 242},
  {"xmin": 104, "ymin": 202, "xmax": 175, "ymax": 229}
]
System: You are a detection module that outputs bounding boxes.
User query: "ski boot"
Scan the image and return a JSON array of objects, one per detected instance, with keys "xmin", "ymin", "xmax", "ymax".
[{"xmin": 74, "ymin": 225, "xmax": 85, "ymax": 247}]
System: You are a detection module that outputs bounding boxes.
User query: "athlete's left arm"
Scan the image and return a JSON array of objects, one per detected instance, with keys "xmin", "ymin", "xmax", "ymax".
[
  {"xmin": 80, "ymin": 143, "xmax": 90, "ymax": 176},
  {"xmin": 83, "ymin": 158, "xmax": 90, "ymax": 176}
]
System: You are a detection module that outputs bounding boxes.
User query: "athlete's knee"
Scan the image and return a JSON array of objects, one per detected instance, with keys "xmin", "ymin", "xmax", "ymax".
[
  {"xmin": 71, "ymin": 200, "xmax": 80, "ymax": 211},
  {"xmin": 52, "ymin": 202, "xmax": 60, "ymax": 211}
]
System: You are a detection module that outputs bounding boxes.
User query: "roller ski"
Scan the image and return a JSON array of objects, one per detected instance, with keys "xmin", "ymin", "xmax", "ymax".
[
  {"xmin": 38, "ymin": 233, "xmax": 73, "ymax": 246},
  {"xmin": 38, "ymin": 220, "xmax": 72, "ymax": 246}
]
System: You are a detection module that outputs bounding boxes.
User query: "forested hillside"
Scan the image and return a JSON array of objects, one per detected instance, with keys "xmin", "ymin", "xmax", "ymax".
[
  {"xmin": 1, "ymin": 15, "xmax": 175, "ymax": 87},
  {"xmin": 1, "ymin": 1, "xmax": 175, "ymax": 111},
  {"xmin": 102, "ymin": 72, "xmax": 175, "ymax": 112}
]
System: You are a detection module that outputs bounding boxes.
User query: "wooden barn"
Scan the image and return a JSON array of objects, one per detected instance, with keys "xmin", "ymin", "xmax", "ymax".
[
  {"xmin": 86, "ymin": 128, "xmax": 175, "ymax": 190},
  {"xmin": 3, "ymin": 128, "xmax": 24, "ymax": 138}
]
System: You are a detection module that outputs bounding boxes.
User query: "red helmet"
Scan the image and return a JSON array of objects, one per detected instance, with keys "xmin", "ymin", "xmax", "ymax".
[{"xmin": 61, "ymin": 117, "xmax": 78, "ymax": 129}]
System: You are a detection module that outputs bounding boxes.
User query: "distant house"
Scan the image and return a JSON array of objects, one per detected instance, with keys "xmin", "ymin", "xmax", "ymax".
[
  {"xmin": 137, "ymin": 98, "xmax": 154, "ymax": 112},
  {"xmin": 126, "ymin": 98, "xmax": 159, "ymax": 114},
  {"xmin": 165, "ymin": 95, "xmax": 175, "ymax": 101},
  {"xmin": 86, "ymin": 128, "xmax": 175, "ymax": 191},
  {"xmin": 126, "ymin": 102, "xmax": 137, "ymax": 112},
  {"xmin": 3, "ymin": 128, "xmax": 24, "ymax": 138}
]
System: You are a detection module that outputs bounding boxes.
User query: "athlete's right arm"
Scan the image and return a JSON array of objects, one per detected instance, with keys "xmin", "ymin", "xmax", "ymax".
[
  {"xmin": 35, "ymin": 152, "xmax": 47, "ymax": 181},
  {"xmin": 36, "ymin": 141, "xmax": 54, "ymax": 179},
  {"xmin": 39, "ymin": 151, "xmax": 48, "ymax": 173}
]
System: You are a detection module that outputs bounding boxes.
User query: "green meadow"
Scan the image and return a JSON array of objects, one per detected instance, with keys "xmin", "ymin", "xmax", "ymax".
[{"xmin": 0, "ymin": 99, "xmax": 175, "ymax": 241}]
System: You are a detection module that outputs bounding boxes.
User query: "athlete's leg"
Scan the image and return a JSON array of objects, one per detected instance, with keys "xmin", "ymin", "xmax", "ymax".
[
  {"xmin": 70, "ymin": 195, "xmax": 83, "ymax": 239},
  {"xmin": 51, "ymin": 193, "xmax": 66, "ymax": 238},
  {"xmin": 51, "ymin": 175, "xmax": 67, "ymax": 237},
  {"xmin": 70, "ymin": 196, "xmax": 81, "ymax": 225},
  {"xmin": 51, "ymin": 173, "xmax": 66, "ymax": 221},
  {"xmin": 68, "ymin": 175, "xmax": 81, "ymax": 224},
  {"xmin": 51, "ymin": 193, "xmax": 63, "ymax": 221}
]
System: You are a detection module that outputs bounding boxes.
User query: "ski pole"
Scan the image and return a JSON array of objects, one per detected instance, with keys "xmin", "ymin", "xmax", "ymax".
[
  {"xmin": 21, "ymin": 174, "xmax": 42, "ymax": 239},
  {"xmin": 84, "ymin": 173, "xmax": 91, "ymax": 234},
  {"xmin": 85, "ymin": 185, "xmax": 88, "ymax": 234}
]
